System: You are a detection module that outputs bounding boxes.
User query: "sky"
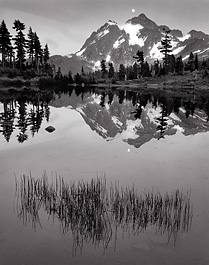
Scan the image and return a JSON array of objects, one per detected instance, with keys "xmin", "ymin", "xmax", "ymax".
[{"xmin": 0, "ymin": 0, "xmax": 209, "ymax": 56}]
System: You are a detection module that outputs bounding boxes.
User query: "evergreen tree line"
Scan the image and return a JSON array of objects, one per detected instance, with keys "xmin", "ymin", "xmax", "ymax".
[
  {"xmin": 62, "ymin": 50, "xmax": 206, "ymax": 85},
  {"xmin": 0, "ymin": 19, "xmax": 51, "ymax": 75}
]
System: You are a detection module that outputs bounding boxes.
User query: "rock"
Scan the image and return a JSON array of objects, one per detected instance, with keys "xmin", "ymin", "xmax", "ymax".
[{"xmin": 45, "ymin": 126, "xmax": 56, "ymax": 133}]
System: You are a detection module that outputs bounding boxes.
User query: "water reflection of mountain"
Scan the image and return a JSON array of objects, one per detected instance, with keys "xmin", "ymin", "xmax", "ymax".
[
  {"xmin": 51, "ymin": 87, "xmax": 209, "ymax": 148},
  {"xmin": 0, "ymin": 90, "xmax": 53, "ymax": 143},
  {"xmin": 1, "ymin": 87, "xmax": 209, "ymax": 146}
]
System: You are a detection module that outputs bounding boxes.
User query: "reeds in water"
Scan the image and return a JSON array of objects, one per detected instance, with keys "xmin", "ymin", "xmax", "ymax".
[{"xmin": 15, "ymin": 174, "xmax": 193, "ymax": 255}]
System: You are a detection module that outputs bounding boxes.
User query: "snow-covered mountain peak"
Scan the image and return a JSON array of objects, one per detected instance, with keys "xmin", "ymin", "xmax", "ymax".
[
  {"xmin": 54, "ymin": 13, "xmax": 209, "ymax": 75},
  {"xmin": 126, "ymin": 13, "xmax": 158, "ymax": 29},
  {"xmin": 107, "ymin": 20, "xmax": 118, "ymax": 26}
]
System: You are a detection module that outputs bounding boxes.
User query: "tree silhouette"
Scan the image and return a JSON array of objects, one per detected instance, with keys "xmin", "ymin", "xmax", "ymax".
[
  {"xmin": 16, "ymin": 99, "xmax": 28, "ymax": 143},
  {"xmin": 100, "ymin": 59, "xmax": 107, "ymax": 78},
  {"xmin": 100, "ymin": 92, "xmax": 106, "ymax": 107},
  {"xmin": 159, "ymin": 29, "xmax": 172, "ymax": 74},
  {"xmin": 194, "ymin": 53, "xmax": 199, "ymax": 71},
  {"xmin": 43, "ymin": 43, "xmax": 50, "ymax": 64},
  {"xmin": 108, "ymin": 91, "xmax": 114, "ymax": 105},
  {"xmin": 185, "ymin": 52, "xmax": 195, "ymax": 72},
  {"xmin": 175, "ymin": 56, "xmax": 184, "ymax": 75},
  {"xmin": 34, "ymin": 32, "xmax": 43, "ymax": 72},
  {"xmin": 27, "ymin": 27, "xmax": 35, "ymax": 66},
  {"xmin": 155, "ymin": 99, "xmax": 168, "ymax": 139},
  {"xmin": 133, "ymin": 62, "xmax": 139, "ymax": 79},
  {"xmin": 108, "ymin": 62, "xmax": 115, "ymax": 78},
  {"xmin": 13, "ymin": 19, "xmax": 26, "ymax": 69},
  {"xmin": 118, "ymin": 64, "xmax": 126, "ymax": 81},
  {"xmin": 0, "ymin": 99, "xmax": 15, "ymax": 142},
  {"xmin": 0, "ymin": 20, "xmax": 12, "ymax": 67},
  {"xmin": 133, "ymin": 50, "xmax": 144, "ymax": 78}
]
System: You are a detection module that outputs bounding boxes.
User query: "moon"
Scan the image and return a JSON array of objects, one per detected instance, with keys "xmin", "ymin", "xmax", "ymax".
[{"xmin": 132, "ymin": 8, "xmax": 135, "ymax": 13}]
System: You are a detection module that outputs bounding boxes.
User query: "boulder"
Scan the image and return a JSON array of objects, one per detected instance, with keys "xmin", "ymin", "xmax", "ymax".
[{"xmin": 45, "ymin": 126, "xmax": 56, "ymax": 133}]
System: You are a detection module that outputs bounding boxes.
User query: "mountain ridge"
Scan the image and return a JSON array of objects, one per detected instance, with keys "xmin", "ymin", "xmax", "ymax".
[{"xmin": 49, "ymin": 13, "xmax": 209, "ymax": 74}]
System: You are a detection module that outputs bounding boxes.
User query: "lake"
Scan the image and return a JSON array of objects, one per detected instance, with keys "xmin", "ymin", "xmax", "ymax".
[{"xmin": 0, "ymin": 86, "xmax": 209, "ymax": 265}]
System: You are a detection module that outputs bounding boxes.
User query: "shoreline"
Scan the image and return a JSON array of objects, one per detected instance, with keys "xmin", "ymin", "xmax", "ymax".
[{"xmin": 0, "ymin": 74, "xmax": 209, "ymax": 94}]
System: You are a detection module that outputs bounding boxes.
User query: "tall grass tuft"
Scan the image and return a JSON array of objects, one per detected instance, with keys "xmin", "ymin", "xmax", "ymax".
[{"xmin": 15, "ymin": 174, "xmax": 193, "ymax": 254}]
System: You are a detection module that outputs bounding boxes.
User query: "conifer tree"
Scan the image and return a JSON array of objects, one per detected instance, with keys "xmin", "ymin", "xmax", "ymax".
[
  {"xmin": 81, "ymin": 65, "xmax": 85, "ymax": 76},
  {"xmin": 133, "ymin": 62, "xmax": 138, "ymax": 79},
  {"xmin": 133, "ymin": 50, "xmax": 144, "ymax": 77},
  {"xmin": 153, "ymin": 59, "xmax": 160, "ymax": 76},
  {"xmin": 175, "ymin": 55, "xmax": 184, "ymax": 75},
  {"xmin": 13, "ymin": 19, "xmax": 26, "ymax": 69},
  {"xmin": 118, "ymin": 64, "xmax": 126, "ymax": 81},
  {"xmin": 133, "ymin": 50, "xmax": 144, "ymax": 64},
  {"xmin": 55, "ymin": 67, "xmax": 62, "ymax": 79},
  {"xmin": 43, "ymin": 44, "xmax": 50, "ymax": 64},
  {"xmin": 194, "ymin": 53, "xmax": 199, "ymax": 70},
  {"xmin": 142, "ymin": 61, "xmax": 150, "ymax": 77},
  {"xmin": 108, "ymin": 62, "xmax": 115, "ymax": 78},
  {"xmin": 27, "ymin": 27, "xmax": 35, "ymax": 66},
  {"xmin": 159, "ymin": 29, "xmax": 172, "ymax": 74},
  {"xmin": 100, "ymin": 59, "xmax": 107, "ymax": 78},
  {"xmin": 0, "ymin": 20, "xmax": 12, "ymax": 67},
  {"xmin": 185, "ymin": 52, "xmax": 195, "ymax": 72},
  {"xmin": 34, "ymin": 32, "xmax": 43, "ymax": 71},
  {"xmin": 168, "ymin": 54, "xmax": 175, "ymax": 73},
  {"xmin": 68, "ymin": 71, "xmax": 74, "ymax": 83}
]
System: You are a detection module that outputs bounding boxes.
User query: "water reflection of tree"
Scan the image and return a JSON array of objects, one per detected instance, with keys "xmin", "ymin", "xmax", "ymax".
[
  {"xmin": 0, "ymin": 99, "xmax": 16, "ymax": 142},
  {"xmin": 15, "ymin": 175, "xmax": 193, "ymax": 256},
  {"xmin": 183, "ymin": 100, "xmax": 196, "ymax": 118},
  {"xmin": 16, "ymin": 100, "xmax": 29, "ymax": 143},
  {"xmin": 107, "ymin": 91, "xmax": 114, "ymax": 105},
  {"xmin": 100, "ymin": 92, "xmax": 106, "ymax": 107},
  {"xmin": 155, "ymin": 97, "xmax": 169, "ymax": 139},
  {"xmin": 0, "ymin": 91, "xmax": 53, "ymax": 143},
  {"xmin": 173, "ymin": 97, "xmax": 181, "ymax": 114}
]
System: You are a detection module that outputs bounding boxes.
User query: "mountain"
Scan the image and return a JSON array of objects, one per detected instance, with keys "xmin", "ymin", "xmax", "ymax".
[
  {"xmin": 50, "ymin": 89, "xmax": 209, "ymax": 148},
  {"xmin": 50, "ymin": 13, "xmax": 209, "ymax": 74}
]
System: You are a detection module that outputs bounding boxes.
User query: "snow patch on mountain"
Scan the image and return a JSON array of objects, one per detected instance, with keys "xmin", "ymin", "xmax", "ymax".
[
  {"xmin": 121, "ymin": 23, "xmax": 144, "ymax": 46},
  {"xmin": 193, "ymin": 50, "xmax": 201, "ymax": 54},
  {"xmin": 97, "ymin": 29, "xmax": 109, "ymax": 40},
  {"xmin": 149, "ymin": 42, "xmax": 163, "ymax": 59},
  {"xmin": 178, "ymin": 34, "xmax": 190, "ymax": 42},
  {"xmin": 106, "ymin": 54, "xmax": 111, "ymax": 62},
  {"xmin": 107, "ymin": 20, "xmax": 117, "ymax": 26},
  {"xmin": 199, "ymin": 47, "xmax": 209, "ymax": 54},
  {"xmin": 172, "ymin": 45, "xmax": 186, "ymax": 55},
  {"xmin": 183, "ymin": 55, "xmax": 189, "ymax": 61},
  {"xmin": 113, "ymin": 37, "xmax": 125, "ymax": 49},
  {"xmin": 91, "ymin": 60, "xmax": 101, "ymax": 71},
  {"xmin": 137, "ymin": 36, "xmax": 148, "ymax": 47},
  {"xmin": 76, "ymin": 47, "xmax": 86, "ymax": 57}
]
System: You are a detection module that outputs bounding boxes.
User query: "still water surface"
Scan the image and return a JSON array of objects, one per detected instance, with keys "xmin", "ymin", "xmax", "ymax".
[{"xmin": 0, "ymin": 87, "xmax": 209, "ymax": 265}]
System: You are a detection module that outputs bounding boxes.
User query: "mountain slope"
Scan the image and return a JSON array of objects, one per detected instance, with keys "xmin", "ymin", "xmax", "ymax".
[
  {"xmin": 50, "ymin": 13, "xmax": 209, "ymax": 74},
  {"xmin": 75, "ymin": 13, "xmax": 209, "ymax": 70}
]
